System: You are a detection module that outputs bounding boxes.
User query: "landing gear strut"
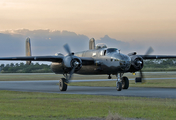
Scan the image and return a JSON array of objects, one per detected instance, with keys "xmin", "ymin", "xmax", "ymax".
[
  {"xmin": 108, "ymin": 74, "xmax": 112, "ymax": 79},
  {"xmin": 116, "ymin": 73, "xmax": 122, "ymax": 91}
]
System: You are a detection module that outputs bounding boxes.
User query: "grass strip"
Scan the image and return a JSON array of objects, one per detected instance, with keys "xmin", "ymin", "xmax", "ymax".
[{"xmin": 0, "ymin": 91, "xmax": 176, "ymax": 120}]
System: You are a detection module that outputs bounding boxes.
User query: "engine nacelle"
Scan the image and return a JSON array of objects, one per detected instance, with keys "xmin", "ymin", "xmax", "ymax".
[
  {"xmin": 128, "ymin": 55, "xmax": 144, "ymax": 72},
  {"xmin": 63, "ymin": 55, "xmax": 82, "ymax": 73},
  {"xmin": 51, "ymin": 55, "xmax": 82, "ymax": 74}
]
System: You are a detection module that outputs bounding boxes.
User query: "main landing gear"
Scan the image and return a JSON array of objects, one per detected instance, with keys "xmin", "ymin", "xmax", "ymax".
[
  {"xmin": 59, "ymin": 73, "xmax": 130, "ymax": 92},
  {"xmin": 59, "ymin": 74, "xmax": 70, "ymax": 91},
  {"xmin": 59, "ymin": 78, "xmax": 68, "ymax": 91},
  {"xmin": 116, "ymin": 73, "xmax": 129, "ymax": 91}
]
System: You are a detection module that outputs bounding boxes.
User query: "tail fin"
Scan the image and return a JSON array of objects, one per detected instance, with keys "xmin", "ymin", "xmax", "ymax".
[
  {"xmin": 26, "ymin": 37, "xmax": 32, "ymax": 65},
  {"xmin": 89, "ymin": 38, "xmax": 95, "ymax": 50}
]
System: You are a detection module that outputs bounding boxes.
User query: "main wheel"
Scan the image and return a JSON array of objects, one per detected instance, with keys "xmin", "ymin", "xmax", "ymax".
[
  {"xmin": 121, "ymin": 76, "xmax": 129, "ymax": 89},
  {"xmin": 59, "ymin": 78, "xmax": 67, "ymax": 91},
  {"xmin": 116, "ymin": 82, "xmax": 122, "ymax": 91}
]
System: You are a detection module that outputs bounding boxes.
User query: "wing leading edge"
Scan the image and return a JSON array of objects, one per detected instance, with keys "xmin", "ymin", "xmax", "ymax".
[
  {"xmin": 0, "ymin": 56, "xmax": 95, "ymax": 65},
  {"xmin": 0, "ymin": 56, "xmax": 64, "ymax": 62},
  {"xmin": 139, "ymin": 55, "xmax": 176, "ymax": 59}
]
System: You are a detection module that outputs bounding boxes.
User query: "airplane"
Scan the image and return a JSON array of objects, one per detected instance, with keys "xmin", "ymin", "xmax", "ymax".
[{"xmin": 0, "ymin": 37, "xmax": 176, "ymax": 91}]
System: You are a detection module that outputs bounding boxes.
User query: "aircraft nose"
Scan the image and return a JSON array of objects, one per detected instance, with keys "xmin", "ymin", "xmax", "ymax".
[
  {"xmin": 118, "ymin": 54, "xmax": 131, "ymax": 71},
  {"xmin": 120, "ymin": 61, "xmax": 131, "ymax": 71}
]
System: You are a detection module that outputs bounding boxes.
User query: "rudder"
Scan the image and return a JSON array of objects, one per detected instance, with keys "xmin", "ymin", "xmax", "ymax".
[
  {"xmin": 89, "ymin": 38, "xmax": 95, "ymax": 50},
  {"xmin": 26, "ymin": 37, "xmax": 32, "ymax": 65}
]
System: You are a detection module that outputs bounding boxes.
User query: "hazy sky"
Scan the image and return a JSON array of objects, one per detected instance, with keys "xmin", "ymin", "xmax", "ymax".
[{"xmin": 1, "ymin": 0, "xmax": 176, "ymax": 42}]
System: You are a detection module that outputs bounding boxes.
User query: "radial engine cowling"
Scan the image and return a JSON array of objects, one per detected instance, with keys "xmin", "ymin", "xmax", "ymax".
[
  {"xmin": 128, "ymin": 55, "xmax": 144, "ymax": 72},
  {"xmin": 63, "ymin": 55, "xmax": 82, "ymax": 73}
]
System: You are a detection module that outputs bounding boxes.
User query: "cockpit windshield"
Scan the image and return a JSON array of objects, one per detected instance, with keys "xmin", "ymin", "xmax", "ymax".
[
  {"xmin": 107, "ymin": 48, "xmax": 118, "ymax": 53},
  {"xmin": 95, "ymin": 43, "xmax": 107, "ymax": 50}
]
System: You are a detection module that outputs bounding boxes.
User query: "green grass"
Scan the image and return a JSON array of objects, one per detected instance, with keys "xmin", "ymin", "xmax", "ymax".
[
  {"xmin": 143, "ymin": 67, "xmax": 176, "ymax": 71},
  {"xmin": 0, "ymin": 91, "xmax": 176, "ymax": 120}
]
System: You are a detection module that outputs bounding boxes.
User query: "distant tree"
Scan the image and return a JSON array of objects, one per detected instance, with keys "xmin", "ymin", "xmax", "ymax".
[
  {"xmin": 0, "ymin": 64, "xmax": 5, "ymax": 68},
  {"xmin": 20, "ymin": 62, "xmax": 25, "ymax": 67},
  {"xmin": 15, "ymin": 63, "xmax": 19, "ymax": 67},
  {"xmin": 10, "ymin": 63, "xmax": 15, "ymax": 67},
  {"xmin": 6, "ymin": 64, "xmax": 10, "ymax": 67}
]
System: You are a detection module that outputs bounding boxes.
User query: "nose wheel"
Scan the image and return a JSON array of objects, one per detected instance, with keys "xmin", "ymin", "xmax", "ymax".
[
  {"xmin": 116, "ymin": 82, "xmax": 122, "ymax": 91},
  {"xmin": 116, "ymin": 73, "xmax": 122, "ymax": 91}
]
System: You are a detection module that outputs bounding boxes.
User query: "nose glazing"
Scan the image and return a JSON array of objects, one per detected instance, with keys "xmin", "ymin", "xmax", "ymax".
[
  {"xmin": 120, "ymin": 61, "xmax": 131, "ymax": 71},
  {"xmin": 118, "ymin": 54, "xmax": 131, "ymax": 71}
]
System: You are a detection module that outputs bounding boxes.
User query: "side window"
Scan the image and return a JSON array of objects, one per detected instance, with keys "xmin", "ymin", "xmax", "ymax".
[
  {"xmin": 92, "ymin": 53, "xmax": 96, "ymax": 57},
  {"xmin": 100, "ymin": 51, "xmax": 103, "ymax": 56},
  {"xmin": 104, "ymin": 50, "xmax": 106, "ymax": 56},
  {"xmin": 100, "ymin": 50, "xmax": 106, "ymax": 56}
]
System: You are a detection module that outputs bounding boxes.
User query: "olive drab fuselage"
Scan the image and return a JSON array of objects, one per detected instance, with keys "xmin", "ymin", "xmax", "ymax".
[{"xmin": 51, "ymin": 47, "xmax": 131, "ymax": 75}]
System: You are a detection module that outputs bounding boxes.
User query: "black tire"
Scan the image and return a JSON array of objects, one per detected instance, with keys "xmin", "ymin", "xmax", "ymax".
[
  {"xmin": 116, "ymin": 82, "xmax": 122, "ymax": 91},
  {"xmin": 121, "ymin": 76, "xmax": 129, "ymax": 89},
  {"xmin": 59, "ymin": 78, "xmax": 67, "ymax": 91}
]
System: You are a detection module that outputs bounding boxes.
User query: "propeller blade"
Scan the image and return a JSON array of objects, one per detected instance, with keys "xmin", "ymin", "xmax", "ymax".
[
  {"xmin": 139, "ymin": 70, "xmax": 146, "ymax": 83},
  {"xmin": 63, "ymin": 44, "xmax": 71, "ymax": 55},
  {"xmin": 145, "ymin": 47, "xmax": 154, "ymax": 56},
  {"xmin": 69, "ymin": 66, "xmax": 76, "ymax": 80},
  {"xmin": 140, "ymin": 46, "xmax": 154, "ymax": 83}
]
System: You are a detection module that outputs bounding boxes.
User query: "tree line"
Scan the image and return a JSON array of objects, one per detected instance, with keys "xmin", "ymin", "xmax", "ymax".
[
  {"xmin": 0, "ymin": 63, "xmax": 52, "ymax": 73},
  {"xmin": 143, "ymin": 59, "xmax": 176, "ymax": 71},
  {"xmin": 0, "ymin": 59, "xmax": 176, "ymax": 73}
]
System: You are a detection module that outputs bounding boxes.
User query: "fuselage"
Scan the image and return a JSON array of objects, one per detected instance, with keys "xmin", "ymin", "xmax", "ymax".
[{"xmin": 51, "ymin": 47, "xmax": 131, "ymax": 75}]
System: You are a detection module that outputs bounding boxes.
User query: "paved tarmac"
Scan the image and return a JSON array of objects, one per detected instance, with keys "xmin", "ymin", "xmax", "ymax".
[{"xmin": 0, "ymin": 79, "xmax": 176, "ymax": 99}]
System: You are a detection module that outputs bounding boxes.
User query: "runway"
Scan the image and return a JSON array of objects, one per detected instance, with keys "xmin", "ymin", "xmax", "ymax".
[{"xmin": 0, "ymin": 79, "xmax": 176, "ymax": 99}]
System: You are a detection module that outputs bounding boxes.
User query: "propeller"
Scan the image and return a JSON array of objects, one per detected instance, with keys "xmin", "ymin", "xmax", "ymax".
[
  {"xmin": 138, "ymin": 47, "xmax": 154, "ymax": 83},
  {"xmin": 63, "ymin": 44, "xmax": 72, "ymax": 55},
  {"xmin": 63, "ymin": 44, "xmax": 80, "ymax": 81}
]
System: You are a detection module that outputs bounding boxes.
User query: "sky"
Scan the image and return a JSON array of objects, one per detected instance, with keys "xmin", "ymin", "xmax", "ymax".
[{"xmin": 0, "ymin": 0, "xmax": 176, "ymax": 60}]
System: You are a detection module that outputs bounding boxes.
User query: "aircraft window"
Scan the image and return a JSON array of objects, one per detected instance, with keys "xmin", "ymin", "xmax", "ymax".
[
  {"xmin": 92, "ymin": 53, "xmax": 96, "ymax": 57},
  {"xmin": 100, "ymin": 50, "xmax": 106, "ymax": 56},
  {"xmin": 100, "ymin": 51, "xmax": 103, "ymax": 56},
  {"xmin": 107, "ymin": 48, "xmax": 118, "ymax": 53},
  {"xmin": 95, "ymin": 43, "xmax": 107, "ymax": 50},
  {"xmin": 104, "ymin": 50, "xmax": 106, "ymax": 55}
]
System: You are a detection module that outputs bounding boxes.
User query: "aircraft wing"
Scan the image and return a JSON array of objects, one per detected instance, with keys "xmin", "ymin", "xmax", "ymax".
[
  {"xmin": 0, "ymin": 56, "xmax": 64, "ymax": 62},
  {"xmin": 0, "ymin": 56, "xmax": 95, "ymax": 65},
  {"xmin": 139, "ymin": 55, "xmax": 176, "ymax": 59}
]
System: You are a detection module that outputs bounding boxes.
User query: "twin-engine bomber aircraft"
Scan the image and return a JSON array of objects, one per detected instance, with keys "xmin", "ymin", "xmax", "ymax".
[{"xmin": 0, "ymin": 38, "xmax": 176, "ymax": 91}]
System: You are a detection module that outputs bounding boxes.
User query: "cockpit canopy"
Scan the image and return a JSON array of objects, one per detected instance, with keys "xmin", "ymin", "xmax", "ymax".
[
  {"xmin": 100, "ymin": 48, "xmax": 119, "ymax": 56},
  {"xmin": 107, "ymin": 48, "xmax": 118, "ymax": 53},
  {"xmin": 95, "ymin": 43, "xmax": 107, "ymax": 50}
]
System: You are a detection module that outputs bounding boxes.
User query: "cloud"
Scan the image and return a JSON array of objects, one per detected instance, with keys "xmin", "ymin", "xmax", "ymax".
[
  {"xmin": 96, "ymin": 35, "xmax": 130, "ymax": 52},
  {"xmin": 0, "ymin": 29, "xmax": 176, "ymax": 60},
  {"xmin": 0, "ymin": 29, "xmax": 90, "ymax": 56}
]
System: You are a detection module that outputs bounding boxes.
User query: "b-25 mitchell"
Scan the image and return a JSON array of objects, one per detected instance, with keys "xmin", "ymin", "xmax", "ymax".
[{"xmin": 0, "ymin": 38, "xmax": 176, "ymax": 91}]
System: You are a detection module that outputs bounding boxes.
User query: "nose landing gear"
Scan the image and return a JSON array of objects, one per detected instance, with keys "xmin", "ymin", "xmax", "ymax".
[{"xmin": 116, "ymin": 73, "xmax": 122, "ymax": 91}]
